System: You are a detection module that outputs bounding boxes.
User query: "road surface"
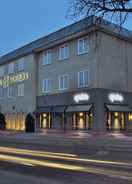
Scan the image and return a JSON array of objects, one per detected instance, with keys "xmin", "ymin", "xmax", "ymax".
[{"xmin": 0, "ymin": 143, "xmax": 132, "ymax": 184}]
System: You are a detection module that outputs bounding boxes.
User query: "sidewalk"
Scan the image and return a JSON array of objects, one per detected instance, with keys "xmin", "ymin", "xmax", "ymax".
[{"xmin": 0, "ymin": 129, "xmax": 132, "ymax": 142}]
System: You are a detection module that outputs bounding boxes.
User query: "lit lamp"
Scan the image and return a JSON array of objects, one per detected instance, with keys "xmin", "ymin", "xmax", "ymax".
[
  {"xmin": 128, "ymin": 113, "xmax": 132, "ymax": 121},
  {"xmin": 79, "ymin": 112, "xmax": 83, "ymax": 117}
]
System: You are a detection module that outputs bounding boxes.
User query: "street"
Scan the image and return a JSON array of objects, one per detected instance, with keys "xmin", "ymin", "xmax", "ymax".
[{"xmin": 0, "ymin": 132, "xmax": 132, "ymax": 183}]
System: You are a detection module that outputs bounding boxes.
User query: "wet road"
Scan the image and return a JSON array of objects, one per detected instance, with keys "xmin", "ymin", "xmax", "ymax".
[{"xmin": 0, "ymin": 146, "xmax": 132, "ymax": 184}]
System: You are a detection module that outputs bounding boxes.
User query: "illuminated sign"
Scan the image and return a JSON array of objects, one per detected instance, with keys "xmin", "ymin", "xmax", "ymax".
[
  {"xmin": 74, "ymin": 93, "xmax": 90, "ymax": 103},
  {"xmin": 108, "ymin": 93, "xmax": 124, "ymax": 103},
  {"xmin": 0, "ymin": 72, "xmax": 29, "ymax": 87}
]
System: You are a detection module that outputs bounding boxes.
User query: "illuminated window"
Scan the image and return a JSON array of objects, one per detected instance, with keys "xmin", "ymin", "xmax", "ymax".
[
  {"xmin": 42, "ymin": 50, "xmax": 52, "ymax": 65},
  {"xmin": 18, "ymin": 58, "xmax": 25, "ymax": 72},
  {"xmin": 59, "ymin": 74, "xmax": 69, "ymax": 90},
  {"xmin": 42, "ymin": 79, "xmax": 52, "ymax": 93},
  {"xmin": 8, "ymin": 63, "xmax": 14, "ymax": 74},
  {"xmin": 59, "ymin": 44, "xmax": 69, "ymax": 60},
  {"xmin": 0, "ymin": 66, "xmax": 4, "ymax": 77},
  {"xmin": 18, "ymin": 83, "xmax": 24, "ymax": 97},
  {"xmin": 78, "ymin": 37, "xmax": 89, "ymax": 55},
  {"xmin": 78, "ymin": 70, "xmax": 89, "ymax": 88}
]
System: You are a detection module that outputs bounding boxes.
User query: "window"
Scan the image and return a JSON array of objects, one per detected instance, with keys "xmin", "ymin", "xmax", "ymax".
[
  {"xmin": 78, "ymin": 37, "xmax": 89, "ymax": 55},
  {"xmin": 18, "ymin": 83, "xmax": 24, "ymax": 97},
  {"xmin": 18, "ymin": 58, "xmax": 25, "ymax": 72},
  {"xmin": 42, "ymin": 79, "xmax": 52, "ymax": 93},
  {"xmin": 0, "ymin": 67, "xmax": 4, "ymax": 77},
  {"xmin": 59, "ymin": 75, "xmax": 69, "ymax": 90},
  {"xmin": 8, "ymin": 63, "xmax": 14, "ymax": 74},
  {"xmin": 42, "ymin": 50, "xmax": 52, "ymax": 65},
  {"xmin": 59, "ymin": 44, "xmax": 69, "ymax": 60},
  {"xmin": 7, "ymin": 86, "xmax": 15, "ymax": 98},
  {"xmin": 0, "ymin": 87, "xmax": 4, "ymax": 98},
  {"xmin": 78, "ymin": 70, "xmax": 89, "ymax": 88}
]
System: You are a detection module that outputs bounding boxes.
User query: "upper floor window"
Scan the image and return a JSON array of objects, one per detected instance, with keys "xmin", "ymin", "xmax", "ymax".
[
  {"xmin": 78, "ymin": 70, "xmax": 89, "ymax": 88},
  {"xmin": 0, "ymin": 67, "xmax": 4, "ymax": 77},
  {"xmin": 78, "ymin": 37, "xmax": 89, "ymax": 55},
  {"xmin": 42, "ymin": 50, "xmax": 52, "ymax": 65},
  {"xmin": 0, "ymin": 87, "xmax": 4, "ymax": 98},
  {"xmin": 59, "ymin": 74, "xmax": 69, "ymax": 90},
  {"xmin": 59, "ymin": 44, "xmax": 69, "ymax": 60},
  {"xmin": 42, "ymin": 79, "xmax": 52, "ymax": 93},
  {"xmin": 18, "ymin": 83, "xmax": 24, "ymax": 97},
  {"xmin": 18, "ymin": 58, "xmax": 25, "ymax": 72},
  {"xmin": 8, "ymin": 63, "xmax": 14, "ymax": 74},
  {"xmin": 7, "ymin": 86, "xmax": 15, "ymax": 98}
]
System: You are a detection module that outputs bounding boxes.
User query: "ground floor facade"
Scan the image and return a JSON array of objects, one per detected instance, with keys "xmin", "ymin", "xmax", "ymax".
[
  {"xmin": 2, "ymin": 88, "xmax": 132, "ymax": 132},
  {"xmin": 36, "ymin": 88, "xmax": 132, "ymax": 132}
]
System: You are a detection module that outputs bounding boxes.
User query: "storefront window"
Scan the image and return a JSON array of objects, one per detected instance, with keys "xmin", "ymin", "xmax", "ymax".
[{"xmin": 6, "ymin": 113, "xmax": 25, "ymax": 131}]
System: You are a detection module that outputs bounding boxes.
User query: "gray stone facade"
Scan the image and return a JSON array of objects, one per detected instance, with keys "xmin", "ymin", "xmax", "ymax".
[{"xmin": 0, "ymin": 16, "xmax": 132, "ymax": 132}]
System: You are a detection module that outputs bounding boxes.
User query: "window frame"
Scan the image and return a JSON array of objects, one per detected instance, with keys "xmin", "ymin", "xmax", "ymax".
[
  {"xmin": 59, "ymin": 44, "xmax": 69, "ymax": 61},
  {"xmin": 7, "ymin": 85, "xmax": 15, "ymax": 98},
  {"xmin": 42, "ymin": 79, "xmax": 52, "ymax": 93},
  {"xmin": 77, "ymin": 37, "xmax": 89, "ymax": 55},
  {"xmin": 42, "ymin": 50, "xmax": 52, "ymax": 66},
  {"xmin": 18, "ymin": 58, "xmax": 25, "ymax": 72},
  {"xmin": 18, "ymin": 83, "xmax": 24, "ymax": 97},
  {"xmin": 59, "ymin": 74, "xmax": 69, "ymax": 90},
  {"xmin": 78, "ymin": 70, "xmax": 89, "ymax": 88},
  {"xmin": 8, "ymin": 63, "xmax": 15, "ymax": 74},
  {"xmin": 0, "ymin": 66, "xmax": 4, "ymax": 77},
  {"xmin": 0, "ymin": 87, "xmax": 4, "ymax": 98}
]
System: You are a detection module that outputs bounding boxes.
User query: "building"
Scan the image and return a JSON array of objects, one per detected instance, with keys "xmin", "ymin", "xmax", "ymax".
[{"xmin": 0, "ymin": 16, "xmax": 132, "ymax": 132}]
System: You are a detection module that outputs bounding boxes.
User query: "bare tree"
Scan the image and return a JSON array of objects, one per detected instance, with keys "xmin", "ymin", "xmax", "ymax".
[{"xmin": 68, "ymin": 0, "xmax": 132, "ymax": 25}]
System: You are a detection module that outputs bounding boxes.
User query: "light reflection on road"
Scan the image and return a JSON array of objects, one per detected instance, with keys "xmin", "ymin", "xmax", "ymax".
[
  {"xmin": 0, "ymin": 146, "xmax": 132, "ymax": 168},
  {"xmin": 0, "ymin": 146, "xmax": 132, "ymax": 181}
]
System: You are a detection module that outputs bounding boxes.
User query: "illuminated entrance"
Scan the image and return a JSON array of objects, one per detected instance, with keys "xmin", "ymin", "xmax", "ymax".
[
  {"xmin": 66, "ymin": 104, "xmax": 93, "ymax": 130},
  {"xmin": 107, "ymin": 112, "xmax": 126, "ymax": 130},
  {"xmin": 40, "ymin": 113, "xmax": 51, "ymax": 129},
  {"xmin": 72, "ymin": 112, "xmax": 93, "ymax": 130},
  {"xmin": 106, "ymin": 104, "xmax": 132, "ymax": 131}
]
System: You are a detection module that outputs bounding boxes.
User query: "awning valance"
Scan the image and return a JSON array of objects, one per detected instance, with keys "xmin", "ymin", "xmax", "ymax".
[
  {"xmin": 106, "ymin": 105, "xmax": 132, "ymax": 112},
  {"xmin": 66, "ymin": 104, "xmax": 92, "ymax": 113},
  {"xmin": 52, "ymin": 106, "xmax": 66, "ymax": 113},
  {"xmin": 37, "ymin": 107, "xmax": 51, "ymax": 113}
]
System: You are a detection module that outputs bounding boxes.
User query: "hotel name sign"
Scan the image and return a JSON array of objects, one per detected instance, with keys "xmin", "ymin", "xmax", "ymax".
[{"xmin": 0, "ymin": 72, "xmax": 29, "ymax": 88}]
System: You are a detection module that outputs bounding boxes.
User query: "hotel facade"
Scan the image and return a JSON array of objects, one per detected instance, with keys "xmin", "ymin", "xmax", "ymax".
[{"xmin": 1, "ymin": 16, "xmax": 132, "ymax": 132}]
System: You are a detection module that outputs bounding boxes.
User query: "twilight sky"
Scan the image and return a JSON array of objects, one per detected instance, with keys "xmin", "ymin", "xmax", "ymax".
[{"xmin": 0, "ymin": 0, "xmax": 132, "ymax": 56}]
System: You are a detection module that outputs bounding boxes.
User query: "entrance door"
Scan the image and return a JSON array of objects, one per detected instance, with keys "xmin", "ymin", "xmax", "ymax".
[
  {"xmin": 107, "ymin": 112, "xmax": 126, "ymax": 131},
  {"xmin": 40, "ymin": 113, "xmax": 51, "ymax": 129},
  {"xmin": 72, "ymin": 112, "xmax": 92, "ymax": 130}
]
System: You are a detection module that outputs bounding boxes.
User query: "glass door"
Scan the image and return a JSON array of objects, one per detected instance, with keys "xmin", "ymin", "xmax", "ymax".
[
  {"xmin": 40, "ymin": 113, "xmax": 51, "ymax": 129},
  {"xmin": 72, "ymin": 112, "xmax": 93, "ymax": 130},
  {"xmin": 107, "ymin": 112, "xmax": 126, "ymax": 131}
]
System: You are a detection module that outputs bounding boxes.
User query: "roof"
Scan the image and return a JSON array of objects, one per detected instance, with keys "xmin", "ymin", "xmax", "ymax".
[{"xmin": 0, "ymin": 16, "xmax": 132, "ymax": 65}]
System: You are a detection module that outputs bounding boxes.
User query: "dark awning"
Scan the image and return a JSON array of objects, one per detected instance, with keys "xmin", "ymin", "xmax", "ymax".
[
  {"xmin": 37, "ymin": 107, "xmax": 51, "ymax": 113},
  {"xmin": 52, "ymin": 106, "xmax": 66, "ymax": 113},
  {"xmin": 66, "ymin": 104, "xmax": 92, "ymax": 113},
  {"xmin": 106, "ymin": 105, "xmax": 132, "ymax": 112}
]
